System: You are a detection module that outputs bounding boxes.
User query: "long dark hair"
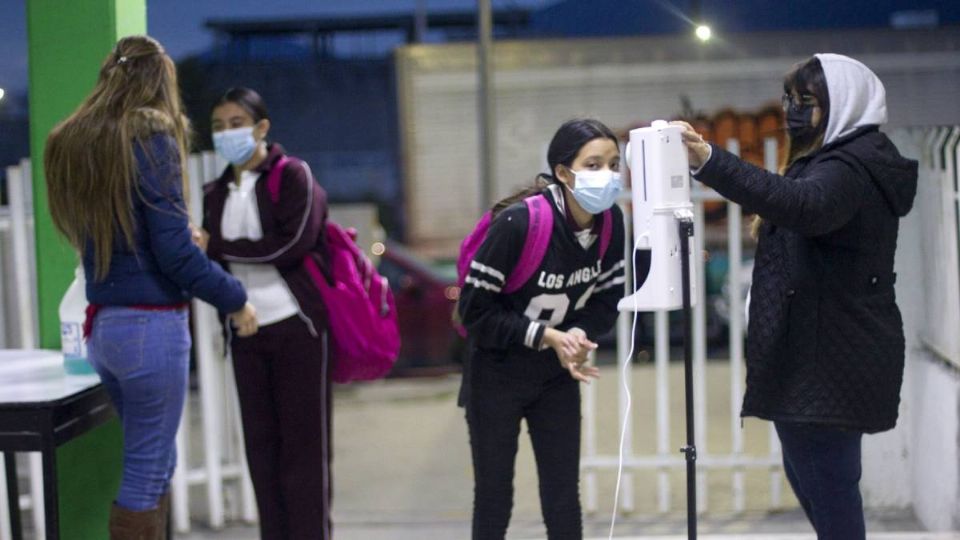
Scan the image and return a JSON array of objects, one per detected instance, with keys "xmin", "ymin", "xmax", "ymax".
[
  {"xmin": 492, "ymin": 118, "xmax": 619, "ymax": 217},
  {"xmin": 212, "ymin": 87, "xmax": 270, "ymax": 122}
]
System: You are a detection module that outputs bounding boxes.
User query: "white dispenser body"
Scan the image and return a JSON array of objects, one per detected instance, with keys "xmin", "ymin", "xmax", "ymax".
[{"xmin": 618, "ymin": 120, "xmax": 697, "ymax": 312}]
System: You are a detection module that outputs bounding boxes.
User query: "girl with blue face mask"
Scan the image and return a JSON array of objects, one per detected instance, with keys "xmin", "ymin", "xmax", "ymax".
[
  {"xmin": 201, "ymin": 87, "xmax": 334, "ymax": 540},
  {"xmin": 458, "ymin": 118, "xmax": 641, "ymax": 539},
  {"xmin": 211, "ymin": 97, "xmax": 270, "ymax": 168}
]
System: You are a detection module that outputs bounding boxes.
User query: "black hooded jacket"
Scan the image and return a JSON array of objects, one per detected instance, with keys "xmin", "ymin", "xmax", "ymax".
[{"xmin": 695, "ymin": 125, "xmax": 918, "ymax": 433}]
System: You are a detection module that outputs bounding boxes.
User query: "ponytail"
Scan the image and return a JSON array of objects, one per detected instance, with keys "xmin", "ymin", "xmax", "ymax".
[{"xmin": 491, "ymin": 175, "xmax": 554, "ymax": 218}]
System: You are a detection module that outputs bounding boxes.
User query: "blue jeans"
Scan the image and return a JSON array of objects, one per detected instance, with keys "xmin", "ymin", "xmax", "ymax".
[
  {"xmin": 775, "ymin": 421, "xmax": 865, "ymax": 540},
  {"xmin": 88, "ymin": 307, "xmax": 191, "ymax": 511}
]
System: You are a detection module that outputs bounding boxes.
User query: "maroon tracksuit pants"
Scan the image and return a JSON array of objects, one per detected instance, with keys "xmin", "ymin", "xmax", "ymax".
[{"xmin": 231, "ymin": 316, "xmax": 332, "ymax": 539}]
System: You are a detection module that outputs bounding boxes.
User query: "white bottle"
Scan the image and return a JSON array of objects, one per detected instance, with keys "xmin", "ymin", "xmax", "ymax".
[{"xmin": 60, "ymin": 266, "xmax": 94, "ymax": 375}]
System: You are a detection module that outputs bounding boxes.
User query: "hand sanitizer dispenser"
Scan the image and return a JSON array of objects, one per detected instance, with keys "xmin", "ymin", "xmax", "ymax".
[
  {"xmin": 60, "ymin": 265, "xmax": 95, "ymax": 375},
  {"xmin": 618, "ymin": 120, "xmax": 697, "ymax": 312}
]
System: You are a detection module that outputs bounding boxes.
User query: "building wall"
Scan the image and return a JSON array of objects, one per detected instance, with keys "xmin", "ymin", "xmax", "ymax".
[
  {"xmin": 887, "ymin": 127, "xmax": 960, "ymax": 530},
  {"xmin": 909, "ymin": 354, "xmax": 960, "ymax": 530},
  {"xmin": 396, "ymin": 27, "xmax": 960, "ymax": 253}
]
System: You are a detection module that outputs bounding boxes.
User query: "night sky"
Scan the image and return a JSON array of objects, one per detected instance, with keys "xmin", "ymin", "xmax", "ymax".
[
  {"xmin": 0, "ymin": 0, "xmax": 953, "ymax": 100},
  {"xmin": 0, "ymin": 0, "xmax": 551, "ymax": 97}
]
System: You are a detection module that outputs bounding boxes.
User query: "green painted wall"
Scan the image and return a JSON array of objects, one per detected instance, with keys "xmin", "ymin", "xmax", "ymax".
[{"xmin": 27, "ymin": 1, "xmax": 146, "ymax": 537}]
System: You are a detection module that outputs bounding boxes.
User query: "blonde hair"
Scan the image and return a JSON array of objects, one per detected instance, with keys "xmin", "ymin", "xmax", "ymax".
[{"xmin": 45, "ymin": 35, "xmax": 192, "ymax": 280}]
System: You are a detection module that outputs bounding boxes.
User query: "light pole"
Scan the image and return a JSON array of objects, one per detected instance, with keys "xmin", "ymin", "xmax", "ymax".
[
  {"xmin": 690, "ymin": 0, "xmax": 712, "ymax": 43},
  {"xmin": 415, "ymin": 0, "xmax": 427, "ymax": 42},
  {"xmin": 477, "ymin": 0, "xmax": 495, "ymax": 212}
]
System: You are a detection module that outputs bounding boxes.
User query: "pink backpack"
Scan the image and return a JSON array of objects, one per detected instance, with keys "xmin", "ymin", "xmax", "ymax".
[
  {"xmin": 455, "ymin": 193, "xmax": 613, "ymax": 336},
  {"xmin": 268, "ymin": 157, "xmax": 400, "ymax": 383}
]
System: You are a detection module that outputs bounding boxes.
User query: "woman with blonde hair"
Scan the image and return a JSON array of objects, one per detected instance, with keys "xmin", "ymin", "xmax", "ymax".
[{"xmin": 45, "ymin": 35, "xmax": 256, "ymax": 538}]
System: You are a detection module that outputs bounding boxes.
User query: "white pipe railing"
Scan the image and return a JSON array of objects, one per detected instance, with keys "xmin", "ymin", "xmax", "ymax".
[{"xmin": 170, "ymin": 151, "xmax": 256, "ymax": 533}]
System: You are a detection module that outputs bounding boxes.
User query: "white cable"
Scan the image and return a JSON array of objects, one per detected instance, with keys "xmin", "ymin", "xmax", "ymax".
[{"xmin": 608, "ymin": 236, "xmax": 642, "ymax": 539}]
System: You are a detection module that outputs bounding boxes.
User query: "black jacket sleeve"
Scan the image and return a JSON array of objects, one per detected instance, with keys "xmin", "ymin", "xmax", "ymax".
[
  {"xmin": 694, "ymin": 143, "xmax": 867, "ymax": 237},
  {"xmin": 458, "ymin": 204, "xmax": 546, "ymax": 351}
]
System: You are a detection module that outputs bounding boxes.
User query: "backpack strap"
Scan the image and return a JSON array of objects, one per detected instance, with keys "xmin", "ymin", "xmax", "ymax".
[
  {"xmin": 598, "ymin": 208, "xmax": 613, "ymax": 261},
  {"xmin": 456, "ymin": 211, "xmax": 493, "ymax": 288},
  {"xmin": 266, "ymin": 155, "xmax": 292, "ymax": 204},
  {"xmin": 503, "ymin": 194, "xmax": 553, "ymax": 293}
]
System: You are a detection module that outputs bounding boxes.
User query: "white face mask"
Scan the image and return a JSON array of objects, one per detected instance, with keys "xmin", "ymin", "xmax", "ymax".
[{"xmin": 567, "ymin": 168, "xmax": 623, "ymax": 214}]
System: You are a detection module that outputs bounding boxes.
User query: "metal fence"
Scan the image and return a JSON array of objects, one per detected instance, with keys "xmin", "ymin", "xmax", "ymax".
[{"xmin": 906, "ymin": 126, "xmax": 960, "ymax": 368}]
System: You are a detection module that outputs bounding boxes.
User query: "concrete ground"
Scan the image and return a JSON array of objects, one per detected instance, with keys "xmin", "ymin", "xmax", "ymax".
[{"xmin": 175, "ymin": 354, "xmax": 950, "ymax": 539}]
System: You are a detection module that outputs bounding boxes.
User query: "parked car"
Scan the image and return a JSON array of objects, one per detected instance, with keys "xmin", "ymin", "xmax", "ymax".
[{"xmin": 375, "ymin": 240, "xmax": 464, "ymax": 376}]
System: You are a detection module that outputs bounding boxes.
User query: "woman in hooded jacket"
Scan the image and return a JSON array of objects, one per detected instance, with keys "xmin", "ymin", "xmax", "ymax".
[{"xmin": 675, "ymin": 54, "xmax": 918, "ymax": 539}]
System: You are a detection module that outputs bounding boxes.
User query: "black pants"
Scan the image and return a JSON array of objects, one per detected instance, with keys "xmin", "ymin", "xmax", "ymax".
[
  {"xmin": 775, "ymin": 421, "xmax": 865, "ymax": 540},
  {"xmin": 465, "ymin": 364, "xmax": 583, "ymax": 540},
  {"xmin": 232, "ymin": 316, "xmax": 332, "ymax": 540}
]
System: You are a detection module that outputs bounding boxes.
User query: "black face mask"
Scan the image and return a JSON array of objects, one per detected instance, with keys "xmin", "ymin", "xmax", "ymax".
[{"xmin": 786, "ymin": 104, "xmax": 816, "ymax": 141}]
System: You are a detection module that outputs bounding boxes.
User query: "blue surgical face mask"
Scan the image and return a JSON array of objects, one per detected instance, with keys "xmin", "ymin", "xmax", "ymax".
[
  {"xmin": 567, "ymin": 168, "xmax": 623, "ymax": 214},
  {"xmin": 213, "ymin": 127, "xmax": 258, "ymax": 166}
]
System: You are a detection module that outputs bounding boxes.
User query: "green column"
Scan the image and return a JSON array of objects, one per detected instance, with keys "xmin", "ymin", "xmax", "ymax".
[{"xmin": 27, "ymin": 1, "xmax": 146, "ymax": 537}]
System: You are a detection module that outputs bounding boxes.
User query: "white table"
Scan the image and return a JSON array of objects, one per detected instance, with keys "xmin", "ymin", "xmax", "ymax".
[{"xmin": 0, "ymin": 350, "xmax": 114, "ymax": 539}]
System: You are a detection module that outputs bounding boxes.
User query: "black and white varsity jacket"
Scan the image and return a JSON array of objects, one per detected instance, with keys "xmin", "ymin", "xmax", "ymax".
[{"xmin": 459, "ymin": 184, "xmax": 636, "ymax": 381}]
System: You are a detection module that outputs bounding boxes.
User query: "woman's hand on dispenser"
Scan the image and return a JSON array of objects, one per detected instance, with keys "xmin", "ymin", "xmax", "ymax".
[
  {"xmin": 671, "ymin": 120, "xmax": 712, "ymax": 170},
  {"xmin": 230, "ymin": 302, "xmax": 259, "ymax": 337}
]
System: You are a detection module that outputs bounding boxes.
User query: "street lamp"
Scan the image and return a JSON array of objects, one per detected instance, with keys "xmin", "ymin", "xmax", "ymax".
[
  {"xmin": 0, "ymin": 88, "xmax": 6, "ymax": 102},
  {"xmin": 695, "ymin": 24, "xmax": 712, "ymax": 42}
]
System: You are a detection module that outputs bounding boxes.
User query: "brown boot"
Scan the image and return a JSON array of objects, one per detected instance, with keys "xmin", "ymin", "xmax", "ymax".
[
  {"xmin": 109, "ymin": 502, "xmax": 162, "ymax": 540},
  {"xmin": 157, "ymin": 492, "xmax": 171, "ymax": 540}
]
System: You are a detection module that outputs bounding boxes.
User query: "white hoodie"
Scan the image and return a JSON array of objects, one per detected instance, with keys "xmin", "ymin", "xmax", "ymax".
[{"xmin": 815, "ymin": 53, "xmax": 888, "ymax": 145}]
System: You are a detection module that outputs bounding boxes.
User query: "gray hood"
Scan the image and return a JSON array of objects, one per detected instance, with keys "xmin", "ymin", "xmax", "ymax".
[{"xmin": 815, "ymin": 53, "xmax": 888, "ymax": 145}]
